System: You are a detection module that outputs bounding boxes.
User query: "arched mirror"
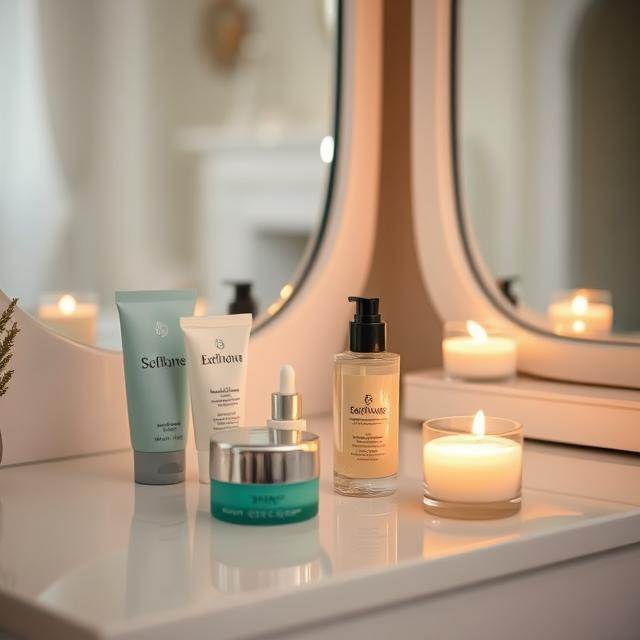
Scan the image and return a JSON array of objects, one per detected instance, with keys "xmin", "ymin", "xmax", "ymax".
[
  {"xmin": 412, "ymin": 0, "xmax": 638, "ymax": 389},
  {"xmin": 455, "ymin": 0, "xmax": 640, "ymax": 345},
  {"xmin": 0, "ymin": 0, "xmax": 340, "ymax": 349}
]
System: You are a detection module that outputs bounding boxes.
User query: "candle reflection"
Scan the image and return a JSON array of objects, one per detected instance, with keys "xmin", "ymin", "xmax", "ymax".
[
  {"xmin": 37, "ymin": 291, "xmax": 98, "ymax": 344},
  {"xmin": 547, "ymin": 289, "xmax": 613, "ymax": 336}
]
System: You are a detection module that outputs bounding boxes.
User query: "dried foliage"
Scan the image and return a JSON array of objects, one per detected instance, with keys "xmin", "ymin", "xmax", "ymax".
[{"xmin": 0, "ymin": 298, "xmax": 19, "ymax": 398}]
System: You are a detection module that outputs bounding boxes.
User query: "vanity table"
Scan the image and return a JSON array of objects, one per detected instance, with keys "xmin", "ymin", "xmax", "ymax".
[{"xmin": 1, "ymin": 415, "xmax": 639, "ymax": 640}]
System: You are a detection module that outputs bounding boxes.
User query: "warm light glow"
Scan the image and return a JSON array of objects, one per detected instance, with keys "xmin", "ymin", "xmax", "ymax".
[
  {"xmin": 572, "ymin": 319, "xmax": 586, "ymax": 333},
  {"xmin": 58, "ymin": 294, "xmax": 77, "ymax": 315},
  {"xmin": 194, "ymin": 297, "xmax": 207, "ymax": 317},
  {"xmin": 466, "ymin": 320, "xmax": 488, "ymax": 343},
  {"xmin": 320, "ymin": 135, "xmax": 334, "ymax": 163},
  {"xmin": 571, "ymin": 294, "xmax": 588, "ymax": 315},
  {"xmin": 472, "ymin": 410, "xmax": 486, "ymax": 437},
  {"xmin": 267, "ymin": 301, "xmax": 282, "ymax": 316},
  {"xmin": 280, "ymin": 283, "xmax": 293, "ymax": 300}
]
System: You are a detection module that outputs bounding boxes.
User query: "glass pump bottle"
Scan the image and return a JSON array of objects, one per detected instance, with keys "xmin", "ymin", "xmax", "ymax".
[{"xmin": 333, "ymin": 297, "xmax": 400, "ymax": 497}]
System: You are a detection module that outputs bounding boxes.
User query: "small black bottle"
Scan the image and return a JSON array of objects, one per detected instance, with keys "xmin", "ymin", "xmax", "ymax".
[{"xmin": 226, "ymin": 281, "xmax": 257, "ymax": 316}]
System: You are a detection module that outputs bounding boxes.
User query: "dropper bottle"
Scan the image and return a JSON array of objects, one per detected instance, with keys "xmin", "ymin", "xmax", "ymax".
[{"xmin": 267, "ymin": 364, "xmax": 306, "ymax": 431}]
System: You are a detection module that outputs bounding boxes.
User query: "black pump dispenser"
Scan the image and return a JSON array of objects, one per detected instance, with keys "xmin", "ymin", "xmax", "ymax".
[
  {"xmin": 226, "ymin": 281, "xmax": 257, "ymax": 316},
  {"xmin": 348, "ymin": 296, "xmax": 386, "ymax": 353}
]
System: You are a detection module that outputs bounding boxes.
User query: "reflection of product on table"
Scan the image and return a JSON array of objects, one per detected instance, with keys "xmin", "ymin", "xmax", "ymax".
[
  {"xmin": 442, "ymin": 321, "xmax": 516, "ymax": 381},
  {"xmin": 422, "ymin": 514, "xmax": 517, "ymax": 559},
  {"xmin": 334, "ymin": 496, "xmax": 398, "ymax": 572},
  {"xmin": 38, "ymin": 292, "xmax": 98, "ymax": 344},
  {"xmin": 210, "ymin": 516, "xmax": 329, "ymax": 594},
  {"xmin": 422, "ymin": 498, "xmax": 583, "ymax": 559},
  {"xmin": 125, "ymin": 484, "xmax": 191, "ymax": 617},
  {"xmin": 547, "ymin": 289, "xmax": 613, "ymax": 336},
  {"xmin": 191, "ymin": 485, "xmax": 214, "ymax": 600}
]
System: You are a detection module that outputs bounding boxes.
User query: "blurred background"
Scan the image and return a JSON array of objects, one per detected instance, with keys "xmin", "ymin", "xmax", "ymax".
[
  {"xmin": 0, "ymin": 0, "xmax": 337, "ymax": 348},
  {"xmin": 458, "ymin": 0, "xmax": 640, "ymax": 339}
]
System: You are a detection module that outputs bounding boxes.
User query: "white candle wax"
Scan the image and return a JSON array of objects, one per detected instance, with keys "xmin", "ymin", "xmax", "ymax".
[
  {"xmin": 423, "ymin": 434, "xmax": 522, "ymax": 503},
  {"xmin": 547, "ymin": 301, "xmax": 612, "ymax": 335},
  {"xmin": 443, "ymin": 336, "xmax": 516, "ymax": 380},
  {"xmin": 38, "ymin": 297, "xmax": 98, "ymax": 344}
]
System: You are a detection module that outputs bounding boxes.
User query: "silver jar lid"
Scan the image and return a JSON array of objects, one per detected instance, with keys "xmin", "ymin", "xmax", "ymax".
[{"xmin": 210, "ymin": 428, "xmax": 320, "ymax": 485}]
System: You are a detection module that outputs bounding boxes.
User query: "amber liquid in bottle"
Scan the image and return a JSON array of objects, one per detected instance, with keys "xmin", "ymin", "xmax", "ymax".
[{"xmin": 333, "ymin": 297, "xmax": 400, "ymax": 497}]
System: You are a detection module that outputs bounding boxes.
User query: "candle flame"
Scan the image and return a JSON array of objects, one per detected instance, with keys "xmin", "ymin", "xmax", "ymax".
[
  {"xmin": 194, "ymin": 297, "xmax": 207, "ymax": 317},
  {"xmin": 466, "ymin": 320, "xmax": 488, "ymax": 343},
  {"xmin": 58, "ymin": 294, "xmax": 77, "ymax": 316},
  {"xmin": 472, "ymin": 409, "xmax": 486, "ymax": 436},
  {"xmin": 572, "ymin": 319, "xmax": 586, "ymax": 334},
  {"xmin": 280, "ymin": 283, "xmax": 293, "ymax": 300},
  {"xmin": 571, "ymin": 294, "xmax": 588, "ymax": 315}
]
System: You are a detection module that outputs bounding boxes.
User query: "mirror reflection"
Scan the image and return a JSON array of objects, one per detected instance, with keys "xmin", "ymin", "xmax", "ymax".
[
  {"xmin": 457, "ymin": 0, "xmax": 640, "ymax": 342},
  {"xmin": 0, "ymin": 0, "xmax": 338, "ymax": 348}
]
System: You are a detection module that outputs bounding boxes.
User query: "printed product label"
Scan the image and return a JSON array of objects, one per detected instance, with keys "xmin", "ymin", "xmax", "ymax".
[
  {"xmin": 210, "ymin": 385, "xmax": 241, "ymax": 429},
  {"xmin": 340, "ymin": 374, "xmax": 397, "ymax": 478}
]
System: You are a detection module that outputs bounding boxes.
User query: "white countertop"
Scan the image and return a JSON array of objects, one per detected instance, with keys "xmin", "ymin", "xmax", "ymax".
[{"xmin": 1, "ymin": 416, "xmax": 640, "ymax": 639}]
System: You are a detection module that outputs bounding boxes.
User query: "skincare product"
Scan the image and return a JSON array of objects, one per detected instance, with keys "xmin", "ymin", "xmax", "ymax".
[
  {"xmin": 266, "ymin": 364, "xmax": 306, "ymax": 430},
  {"xmin": 210, "ymin": 428, "xmax": 320, "ymax": 525},
  {"xmin": 180, "ymin": 314, "xmax": 252, "ymax": 483},
  {"xmin": 226, "ymin": 281, "xmax": 257, "ymax": 316},
  {"xmin": 333, "ymin": 296, "xmax": 400, "ymax": 497},
  {"xmin": 116, "ymin": 289, "xmax": 196, "ymax": 485}
]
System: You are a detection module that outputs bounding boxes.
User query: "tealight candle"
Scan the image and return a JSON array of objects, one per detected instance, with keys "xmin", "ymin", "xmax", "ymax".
[
  {"xmin": 547, "ymin": 289, "xmax": 613, "ymax": 336},
  {"xmin": 443, "ymin": 321, "xmax": 516, "ymax": 381},
  {"xmin": 422, "ymin": 411, "xmax": 523, "ymax": 519},
  {"xmin": 38, "ymin": 292, "xmax": 98, "ymax": 344}
]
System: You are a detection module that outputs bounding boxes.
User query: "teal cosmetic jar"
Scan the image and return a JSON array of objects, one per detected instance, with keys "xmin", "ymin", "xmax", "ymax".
[{"xmin": 210, "ymin": 428, "xmax": 320, "ymax": 525}]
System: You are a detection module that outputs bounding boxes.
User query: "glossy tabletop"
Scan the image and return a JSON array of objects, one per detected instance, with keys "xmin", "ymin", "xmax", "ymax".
[{"xmin": 1, "ymin": 416, "xmax": 640, "ymax": 639}]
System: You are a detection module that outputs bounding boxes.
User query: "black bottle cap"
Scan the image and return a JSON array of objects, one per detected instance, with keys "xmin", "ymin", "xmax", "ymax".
[
  {"xmin": 348, "ymin": 296, "xmax": 386, "ymax": 353},
  {"xmin": 226, "ymin": 281, "xmax": 257, "ymax": 316},
  {"xmin": 497, "ymin": 276, "xmax": 519, "ymax": 307}
]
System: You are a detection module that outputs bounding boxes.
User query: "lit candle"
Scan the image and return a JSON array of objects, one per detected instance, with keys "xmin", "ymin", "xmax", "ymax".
[
  {"xmin": 443, "ymin": 321, "xmax": 516, "ymax": 381},
  {"xmin": 547, "ymin": 290, "xmax": 613, "ymax": 336},
  {"xmin": 38, "ymin": 293, "xmax": 98, "ymax": 344},
  {"xmin": 422, "ymin": 412, "xmax": 523, "ymax": 518},
  {"xmin": 194, "ymin": 297, "xmax": 208, "ymax": 317}
]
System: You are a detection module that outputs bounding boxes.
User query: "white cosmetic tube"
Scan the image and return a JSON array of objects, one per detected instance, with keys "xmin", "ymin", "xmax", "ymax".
[{"xmin": 180, "ymin": 314, "xmax": 252, "ymax": 483}]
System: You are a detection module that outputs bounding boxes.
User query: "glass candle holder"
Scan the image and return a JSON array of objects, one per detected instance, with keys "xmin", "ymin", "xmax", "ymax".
[
  {"xmin": 37, "ymin": 291, "xmax": 98, "ymax": 344},
  {"xmin": 422, "ymin": 414, "xmax": 523, "ymax": 520},
  {"xmin": 547, "ymin": 289, "xmax": 613, "ymax": 336},
  {"xmin": 442, "ymin": 321, "xmax": 517, "ymax": 381}
]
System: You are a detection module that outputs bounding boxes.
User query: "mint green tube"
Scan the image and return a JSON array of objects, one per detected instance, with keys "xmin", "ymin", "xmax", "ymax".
[{"xmin": 116, "ymin": 289, "xmax": 196, "ymax": 485}]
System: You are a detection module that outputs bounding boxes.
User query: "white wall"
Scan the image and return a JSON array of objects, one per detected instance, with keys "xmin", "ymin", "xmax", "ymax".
[{"xmin": 459, "ymin": 0, "xmax": 589, "ymax": 313}]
